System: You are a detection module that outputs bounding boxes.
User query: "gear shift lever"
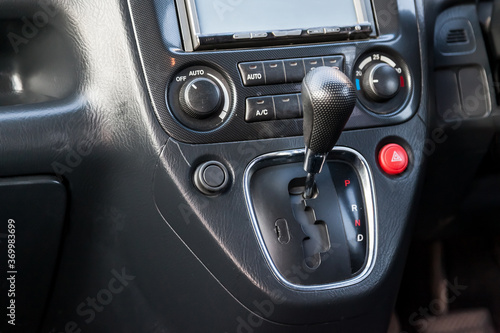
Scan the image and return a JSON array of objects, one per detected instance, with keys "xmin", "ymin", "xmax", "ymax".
[{"xmin": 302, "ymin": 67, "xmax": 357, "ymax": 199}]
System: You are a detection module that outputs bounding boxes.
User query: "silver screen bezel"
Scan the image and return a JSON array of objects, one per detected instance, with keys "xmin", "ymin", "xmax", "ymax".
[{"xmin": 176, "ymin": 0, "xmax": 377, "ymax": 51}]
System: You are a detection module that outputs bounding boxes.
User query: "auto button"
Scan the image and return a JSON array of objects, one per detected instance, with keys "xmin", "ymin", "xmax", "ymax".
[{"xmin": 239, "ymin": 62, "xmax": 266, "ymax": 86}]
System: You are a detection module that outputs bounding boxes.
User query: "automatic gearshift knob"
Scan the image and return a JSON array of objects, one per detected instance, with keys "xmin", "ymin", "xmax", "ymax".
[
  {"xmin": 302, "ymin": 66, "xmax": 357, "ymax": 158},
  {"xmin": 301, "ymin": 67, "xmax": 356, "ymax": 199}
]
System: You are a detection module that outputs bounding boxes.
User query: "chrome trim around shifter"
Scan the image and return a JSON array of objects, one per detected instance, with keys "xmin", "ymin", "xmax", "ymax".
[{"xmin": 243, "ymin": 146, "xmax": 377, "ymax": 291}]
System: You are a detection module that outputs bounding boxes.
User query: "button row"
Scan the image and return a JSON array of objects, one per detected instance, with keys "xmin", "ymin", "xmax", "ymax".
[
  {"xmin": 306, "ymin": 24, "xmax": 372, "ymax": 36},
  {"xmin": 239, "ymin": 55, "xmax": 344, "ymax": 86},
  {"xmin": 231, "ymin": 24, "xmax": 372, "ymax": 41},
  {"xmin": 245, "ymin": 94, "xmax": 302, "ymax": 123},
  {"xmin": 233, "ymin": 32, "xmax": 270, "ymax": 39}
]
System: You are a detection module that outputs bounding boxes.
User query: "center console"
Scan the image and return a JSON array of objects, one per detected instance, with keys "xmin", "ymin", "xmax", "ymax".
[{"xmin": 128, "ymin": 0, "xmax": 426, "ymax": 330}]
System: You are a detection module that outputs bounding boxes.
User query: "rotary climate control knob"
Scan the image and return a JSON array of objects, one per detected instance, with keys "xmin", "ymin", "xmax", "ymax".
[
  {"xmin": 167, "ymin": 66, "xmax": 232, "ymax": 131},
  {"xmin": 361, "ymin": 63, "xmax": 400, "ymax": 102},
  {"xmin": 353, "ymin": 52, "xmax": 410, "ymax": 115},
  {"xmin": 179, "ymin": 77, "xmax": 223, "ymax": 119}
]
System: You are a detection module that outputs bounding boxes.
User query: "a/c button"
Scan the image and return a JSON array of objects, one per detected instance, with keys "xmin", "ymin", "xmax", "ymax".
[{"xmin": 245, "ymin": 96, "xmax": 275, "ymax": 122}]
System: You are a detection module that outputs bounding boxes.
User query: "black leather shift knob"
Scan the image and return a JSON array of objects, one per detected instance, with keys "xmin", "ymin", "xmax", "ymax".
[{"xmin": 302, "ymin": 67, "xmax": 357, "ymax": 155}]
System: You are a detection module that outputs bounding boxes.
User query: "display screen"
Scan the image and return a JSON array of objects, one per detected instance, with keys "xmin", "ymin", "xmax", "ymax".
[{"xmin": 192, "ymin": 0, "xmax": 364, "ymax": 35}]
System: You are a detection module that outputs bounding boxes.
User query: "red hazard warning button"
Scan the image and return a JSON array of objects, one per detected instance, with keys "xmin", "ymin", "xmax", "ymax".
[{"xmin": 378, "ymin": 143, "xmax": 409, "ymax": 175}]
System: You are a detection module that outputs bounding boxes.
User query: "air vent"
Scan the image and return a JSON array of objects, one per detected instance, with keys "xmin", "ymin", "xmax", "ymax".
[
  {"xmin": 437, "ymin": 15, "xmax": 476, "ymax": 55},
  {"xmin": 446, "ymin": 29, "xmax": 468, "ymax": 44}
]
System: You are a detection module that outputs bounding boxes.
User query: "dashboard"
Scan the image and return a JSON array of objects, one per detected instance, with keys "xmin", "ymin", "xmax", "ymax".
[{"xmin": 0, "ymin": 0, "xmax": 498, "ymax": 332}]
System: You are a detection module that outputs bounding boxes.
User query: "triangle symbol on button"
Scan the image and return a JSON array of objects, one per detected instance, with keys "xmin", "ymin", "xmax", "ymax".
[{"xmin": 391, "ymin": 151, "xmax": 403, "ymax": 162}]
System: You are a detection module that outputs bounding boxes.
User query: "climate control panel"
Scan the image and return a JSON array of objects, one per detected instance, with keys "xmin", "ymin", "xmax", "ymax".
[{"xmin": 165, "ymin": 51, "xmax": 414, "ymax": 137}]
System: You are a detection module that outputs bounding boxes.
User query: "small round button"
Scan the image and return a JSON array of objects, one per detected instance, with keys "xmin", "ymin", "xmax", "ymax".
[
  {"xmin": 378, "ymin": 144, "xmax": 409, "ymax": 175},
  {"xmin": 203, "ymin": 165, "xmax": 225, "ymax": 188},
  {"xmin": 180, "ymin": 78, "xmax": 222, "ymax": 119},
  {"xmin": 194, "ymin": 161, "xmax": 229, "ymax": 195}
]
